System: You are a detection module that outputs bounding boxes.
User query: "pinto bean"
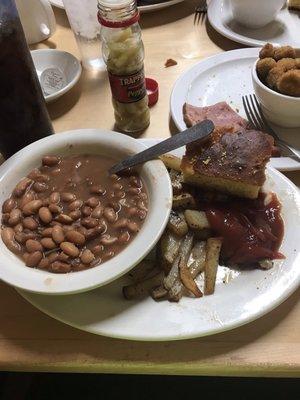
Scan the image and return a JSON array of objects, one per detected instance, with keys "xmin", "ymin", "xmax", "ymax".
[
  {"xmin": 48, "ymin": 251, "xmax": 59, "ymax": 263},
  {"xmin": 38, "ymin": 257, "xmax": 50, "ymax": 269},
  {"xmin": 81, "ymin": 217, "xmax": 98, "ymax": 228},
  {"xmin": 40, "ymin": 237, "xmax": 57, "ymax": 250},
  {"xmin": 19, "ymin": 191, "xmax": 36, "ymax": 209},
  {"xmin": 80, "ymin": 249, "xmax": 95, "ymax": 264},
  {"xmin": 27, "ymin": 168, "xmax": 42, "ymax": 180},
  {"xmin": 113, "ymin": 218, "xmax": 128, "ymax": 229},
  {"xmin": 61, "ymin": 192, "xmax": 76, "ymax": 202},
  {"xmin": 103, "ymin": 207, "xmax": 117, "ymax": 223},
  {"xmin": 48, "ymin": 203, "xmax": 62, "ymax": 214},
  {"xmin": 2, "ymin": 198, "xmax": 17, "ymax": 213},
  {"xmin": 82, "ymin": 206, "xmax": 92, "ymax": 217},
  {"xmin": 60, "ymin": 242, "xmax": 79, "ymax": 257},
  {"xmin": 90, "ymin": 185, "xmax": 105, "ymax": 195},
  {"xmin": 69, "ymin": 210, "xmax": 81, "ymax": 220},
  {"xmin": 91, "ymin": 206, "xmax": 104, "ymax": 219},
  {"xmin": 8, "ymin": 208, "xmax": 22, "ymax": 226},
  {"xmin": 25, "ymin": 251, "xmax": 43, "ymax": 267},
  {"xmin": 68, "ymin": 199, "xmax": 83, "ymax": 211},
  {"xmin": 50, "ymin": 261, "xmax": 71, "ymax": 273},
  {"xmin": 49, "ymin": 192, "xmax": 60, "ymax": 204},
  {"xmin": 65, "ymin": 230, "xmax": 85, "ymax": 246},
  {"xmin": 1, "ymin": 227, "xmax": 21, "ymax": 254},
  {"xmin": 33, "ymin": 182, "xmax": 48, "ymax": 193},
  {"xmin": 41, "ymin": 227, "xmax": 53, "ymax": 237},
  {"xmin": 55, "ymin": 214, "xmax": 73, "ymax": 224},
  {"xmin": 23, "ymin": 217, "xmax": 38, "ymax": 230},
  {"xmin": 25, "ymin": 239, "xmax": 43, "ymax": 253},
  {"xmin": 42, "ymin": 155, "xmax": 60, "ymax": 166},
  {"xmin": 35, "ymin": 174, "xmax": 50, "ymax": 183},
  {"xmin": 85, "ymin": 224, "xmax": 106, "ymax": 240},
  {"xmin": 52, "ymin": 225, "xmax": 65, "ymax": 244},
  {"xmin": 14, "ymin": 223, "xmax": 23, "ymax": 233},
  {"xmin": 85, "ymin": 197, "xmax": 100, "ymax": 208},
  {"xmin": 13, "ymin": 178, "xmax": 33, "ymax": 197},
  {"xmin": 1, "ymin": 213, "xmax": 10, "ymax": 224},
  {"xmin": 22, "ymin": 200, "xmax": 43, "ymax": 216},
  {"xmin": 127, "ymin": 221, "xmax": 139, "ymax": 233},
  {"xmin": 15, "ymin": 231, "xmax": 38, "ymax": 244},
  {"xmin": 129, "ymin": 176, "xmax": 142, "ymax": 188},
  {"xmin": 38, "ymin": 207, "xmax": 52, "ymax": 224}
]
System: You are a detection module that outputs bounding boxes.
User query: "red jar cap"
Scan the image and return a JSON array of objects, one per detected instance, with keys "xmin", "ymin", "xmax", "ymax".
[{"xmin": 146, "ymin": 78, "xmax": 159, "ymax": 107}]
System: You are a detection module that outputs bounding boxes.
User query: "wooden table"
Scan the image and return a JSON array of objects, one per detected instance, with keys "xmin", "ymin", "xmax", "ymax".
[{"xmin": 1, "ymin": 1, "xmax": 299, "ymax": 377}]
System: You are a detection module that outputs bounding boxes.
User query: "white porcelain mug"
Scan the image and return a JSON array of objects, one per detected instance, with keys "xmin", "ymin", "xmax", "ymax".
[
  {"xmin": 230, "ymin": 0, "xmax": 285, "ymax": 28},
  {"xmin": 15, "ymin": 0, "xmax": 56, "ymax": 44}
]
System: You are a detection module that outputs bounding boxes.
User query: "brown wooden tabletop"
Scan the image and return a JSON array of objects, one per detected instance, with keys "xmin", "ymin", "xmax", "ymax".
[{"xmin": 1, "ymin": 0, "xmax": 299, "ymax": 376}]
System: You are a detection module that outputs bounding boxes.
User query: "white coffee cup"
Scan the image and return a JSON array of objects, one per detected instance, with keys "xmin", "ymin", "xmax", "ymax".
[
  {"xmin": 230, "ymin": 0, "xmax": 285, "ymax": 29},
  {"xmin": 15, "ymin": 0, "xmax": 56, "ymax": 44}
]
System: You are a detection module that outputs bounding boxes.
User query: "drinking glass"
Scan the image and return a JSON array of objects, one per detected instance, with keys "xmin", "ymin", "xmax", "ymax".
[{"xmin": 62, "ymin": 0, "xmax": 104, "ymax": 70}]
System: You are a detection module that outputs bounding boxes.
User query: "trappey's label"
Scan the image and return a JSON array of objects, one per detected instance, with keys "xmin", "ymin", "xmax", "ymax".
[{"xmin": 108, "ymin": 68, "xmax": 147, "ymax": 103}]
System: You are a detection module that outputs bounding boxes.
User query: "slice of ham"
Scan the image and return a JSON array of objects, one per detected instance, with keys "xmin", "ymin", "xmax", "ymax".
[{"xmin": 183, "ymin": 102, "xmax": 249, "ymax": 133}]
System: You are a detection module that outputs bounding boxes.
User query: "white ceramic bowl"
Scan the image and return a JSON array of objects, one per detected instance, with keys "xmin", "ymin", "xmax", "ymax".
[
  {"xmin": 0, "ymin": 129, "xmax": 172, "ymax": 295},
  {"xmin": 31, "ymin": 49, "xmax": 82, "ymax": 103},
  {"xmin": 252, "ymin": 56, "xmax": 300, "ymax": 128}
]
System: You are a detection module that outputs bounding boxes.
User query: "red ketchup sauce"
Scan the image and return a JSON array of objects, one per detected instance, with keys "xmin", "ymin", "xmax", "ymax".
[{"xmin": 199, "ymin": 192, "xmax": 284, "ymax": 266}]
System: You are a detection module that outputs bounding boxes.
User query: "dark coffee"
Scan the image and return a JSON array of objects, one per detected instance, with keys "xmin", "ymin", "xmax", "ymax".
[{"xmin": 0, "ymin": 0, "xmax": 54, "ymax": 159}]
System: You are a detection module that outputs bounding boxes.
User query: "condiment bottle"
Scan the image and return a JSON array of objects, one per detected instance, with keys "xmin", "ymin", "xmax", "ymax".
[
  {"xmin": 98, "ymin": 0, "xmax": 150, "ymax": 134},
  {"xmin": 0, "ymin": 0, "xmax": 54, "ymax": 159}
]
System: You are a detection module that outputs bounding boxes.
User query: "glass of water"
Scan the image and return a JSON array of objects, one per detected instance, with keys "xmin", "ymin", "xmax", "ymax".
[{"xmin": 62, "ymin": 0, "xmax": 104, "ymax": 70}]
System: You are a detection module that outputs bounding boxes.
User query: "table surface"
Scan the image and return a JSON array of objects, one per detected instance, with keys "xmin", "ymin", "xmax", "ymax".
[{"xmin": 1, "ymin": 1, "xmax": 299, "ymax": 377}]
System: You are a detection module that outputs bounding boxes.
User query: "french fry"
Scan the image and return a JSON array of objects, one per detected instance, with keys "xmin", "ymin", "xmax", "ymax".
[
  {"xmin": 129, "ymin": 260, "xmax": 157, "ymax": 283},
  {"xmin": 160, "ymin": 230, "xmax": 182, "ymax": 265},
  {"xmin": 179, "ymin": 256, "xmax": 203, "ymax": 298},
  {"xmin": 123, "ymin": 271, "xmax": 164, "ymax": 300},
  {"xmin": 151, "ymin": 285, "xmax": 168, "ymax": 300},
  {"xmin": 204, "ymin": 237, "xmax": 222, "ymax": 295},
  {"xmin": 173, "ymin": 193, "xmax": 196, "ymax": 209},
  {"xmin": 167, "ymin": 210, "xmax": 188, "ymax": 237},
  {"xmin": 168, "ymin": 241, "xmax": 206, "ymax": 301},
  {"xmin": 163, "ymin": 231, "xmax": 194, "ymax": 290},
  {"xmin": 184, "ymin": 210, "xmax": 210, "ymax": 230},
  {"xmin": 169, "ymin": 169, "xmax": 184, "ymax": 194},
  {"xmin": 160, "ymin": 154, "xmax": 182, "ymax": 172}
]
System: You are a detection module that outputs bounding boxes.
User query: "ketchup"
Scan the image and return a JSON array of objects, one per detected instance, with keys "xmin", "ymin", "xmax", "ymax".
[{"xmin": 200, "ymin": 192, "xmax": 284, "ymax": 266}]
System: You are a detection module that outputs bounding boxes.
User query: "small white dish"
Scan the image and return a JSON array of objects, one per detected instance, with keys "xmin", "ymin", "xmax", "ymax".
[
  {"xmin": 252, "ymin": 54, "xmax": 300, "ymax": 128},
  {"xmin": 31, "ymin": 49, "xmax": 82, "ymax": 103},
  {"xmin": 229, "ymin": 0, "xmax": 285, "ymax": 29},
  {"xmin": 0, "ymin": 129, "xmax": 172, "ymax": 295},
  {"xmin": 49, "ymin": 0, "xmax": 186, "ymax": 13},
  {"xmin": 16, "ymin": 140, "xmax": 300, "ymax": 341},
  {"xmin": 208, "ymin": 0, "xmax": 300, "ymax": 47}
]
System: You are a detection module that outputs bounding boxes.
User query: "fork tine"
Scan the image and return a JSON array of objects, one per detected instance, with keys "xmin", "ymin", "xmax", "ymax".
[
  {"xmin": 249, "ymin": 94, "xmax": 267, "ymax": 132},
  {"xmin": 242, "ymin": 95, "xmax": 260, "ymax": 130},
  {"xmin": 252, "ymin": 95, "xmax": 279, "ymax": 140}
]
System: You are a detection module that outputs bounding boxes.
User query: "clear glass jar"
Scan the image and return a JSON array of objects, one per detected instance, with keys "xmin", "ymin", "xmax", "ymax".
[{"xmin": 98, "ymin": 0, "xmax": 150, "ymax": 134}]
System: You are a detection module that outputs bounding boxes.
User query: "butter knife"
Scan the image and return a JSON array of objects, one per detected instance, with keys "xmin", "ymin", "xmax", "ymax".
[{"xmin": 109, "ymin": 119, "xmax": 214, "ymax": 175}]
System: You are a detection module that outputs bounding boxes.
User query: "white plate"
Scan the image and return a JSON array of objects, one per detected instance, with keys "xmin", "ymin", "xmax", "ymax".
[
  {"xmin": 208, "ymin": 0, "xmax": 300, "ymax": 47},
  {"xmin": 170, "ymin": 47, "xmax": 300, "ymax": 172},
  {"xmin": 49, "ymin": 0, "xmax": 185, "ymax": 13},
  {"xmin": 17, "ymin": 139, "xmax": 300, "ymax": 341}
]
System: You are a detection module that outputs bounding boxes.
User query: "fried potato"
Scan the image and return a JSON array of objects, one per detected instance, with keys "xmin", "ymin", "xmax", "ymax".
[
  {"xmin": 173, "ymin": 193, "xmax": 196, "ymax": 209},
  {"xmin": 160, "ymin": 154, "xmax": 182, "ymax": 172},
  {"xmin": 204, "ymin": 237, "xmax": 222, "ymax": 295},
  {"xmin": 169, "ymin": 168, "xmax": 184, "ymax": 194},
  {"xmin": 160, "ymin": 230, "xmax": 182, "ymax": 265},
  {"xmin": 184, "ymin": 209, "xmax": 210, "ymax": 230},
  {"xmin": 123, "ymin": 271, "xmax": 164, "ymax": 300},
  {"xmin": 179, "ymin": 256, "xmax": 203, "ymax": 298},
  {"xmin": 167, "ymin": 210, "xmax": 188, "ymax": 237},
  {"xmin": 129, "ymin": 260, "xmax": 158, "ymax": 283}
]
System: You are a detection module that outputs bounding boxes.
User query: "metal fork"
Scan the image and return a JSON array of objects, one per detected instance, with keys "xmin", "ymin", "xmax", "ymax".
[
  {"xmin": 242, "ymin": 94, "xmax": 300, "ymax": 162},
  {"xmin": 194, "ymin": 0, "xmax": 207, "ymax": 25}
]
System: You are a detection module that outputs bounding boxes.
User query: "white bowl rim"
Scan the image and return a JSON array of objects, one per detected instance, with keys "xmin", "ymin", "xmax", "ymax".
[
  {"xmin": 0, "ymin": 129, "xmax": 172, "ymax": 295},
  {"xmin": 31, "ymin": 49, "xmax": 82, "ymax": 102},
  {"xmin": 252, "ymin": 58, "xmax": 300, "ymax": 101}
]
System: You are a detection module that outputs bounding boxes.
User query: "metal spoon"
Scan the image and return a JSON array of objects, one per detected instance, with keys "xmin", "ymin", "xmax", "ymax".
[{"xmin": 109, "ymin": 119, "xmax": 214, "ymax": 175}]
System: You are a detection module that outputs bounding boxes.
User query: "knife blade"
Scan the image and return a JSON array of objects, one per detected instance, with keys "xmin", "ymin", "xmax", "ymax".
[{"xmin": 109, "ymin": 119, "xmax": 214, "ymax": 175}]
